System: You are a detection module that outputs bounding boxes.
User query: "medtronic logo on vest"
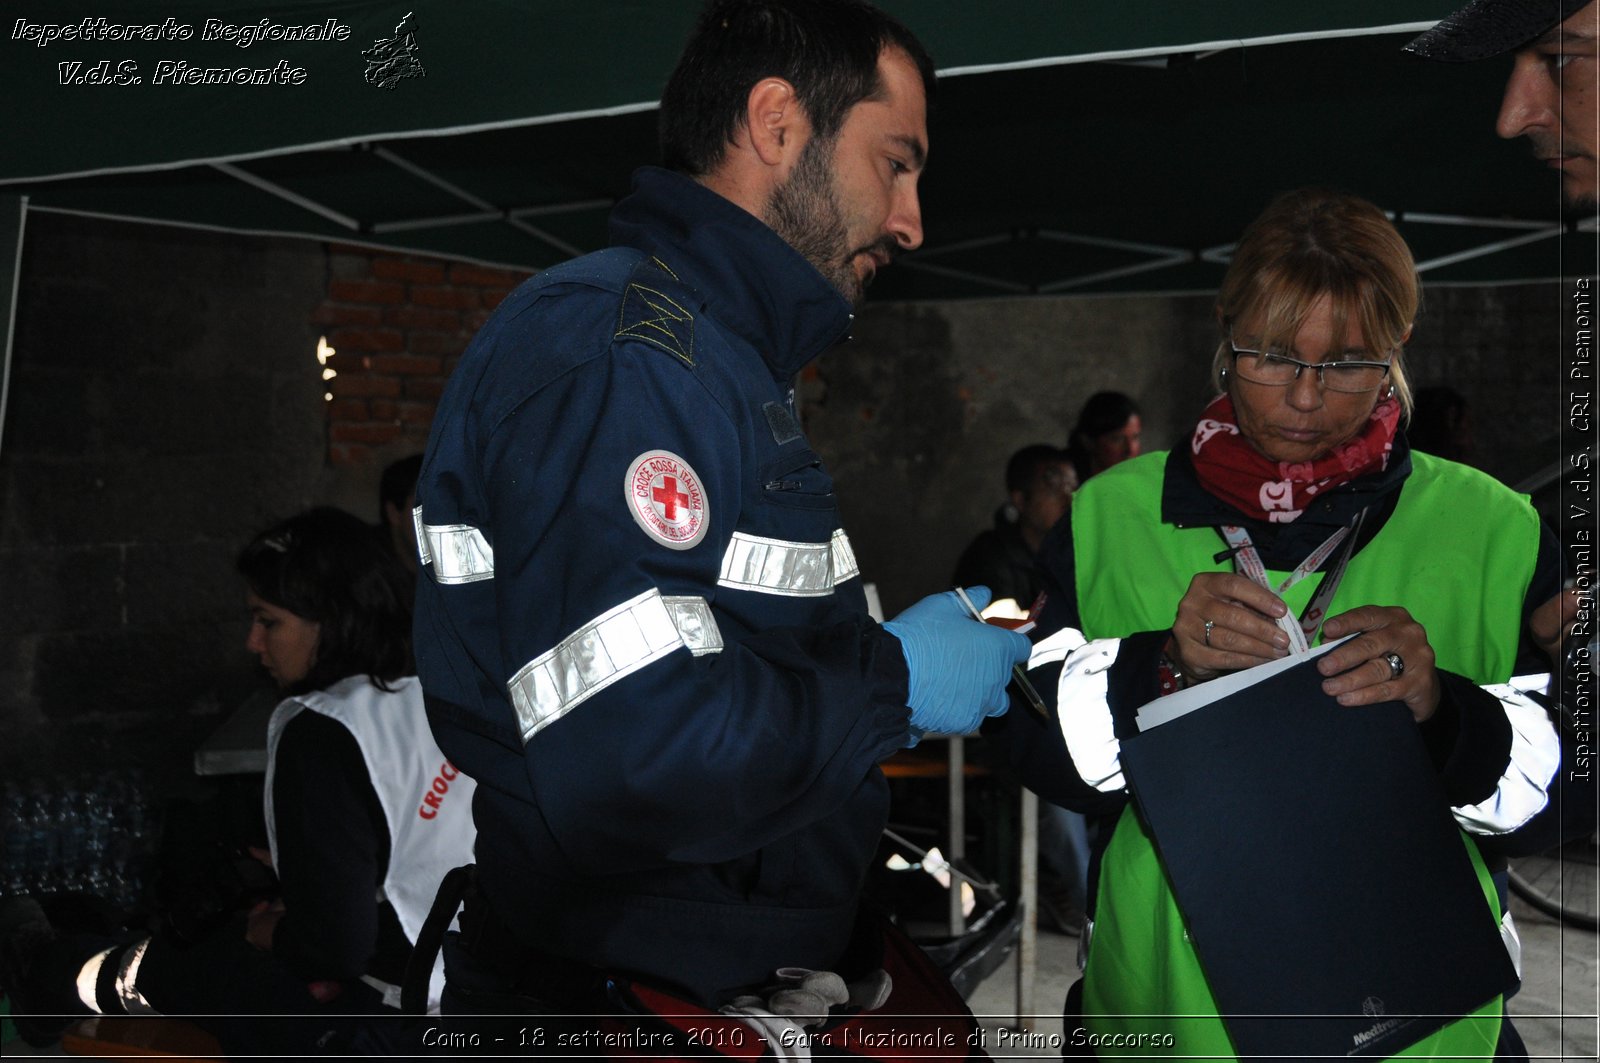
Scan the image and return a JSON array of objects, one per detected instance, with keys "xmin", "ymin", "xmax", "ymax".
[{"xmin": 625, "ymin": 450, "xmax": 708, "ymax": 550}]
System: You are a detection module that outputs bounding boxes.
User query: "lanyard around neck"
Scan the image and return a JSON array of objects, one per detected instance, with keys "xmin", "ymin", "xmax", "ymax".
[{"xmin": 1218, "ymin": 510, "xmax": 1368, "ymax": 655}]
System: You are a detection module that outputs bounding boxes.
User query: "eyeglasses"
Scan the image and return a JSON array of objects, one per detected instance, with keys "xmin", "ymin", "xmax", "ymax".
[{"xmin": 1226, "ymin": 333, "xmax": 1393, "ymax": 394}]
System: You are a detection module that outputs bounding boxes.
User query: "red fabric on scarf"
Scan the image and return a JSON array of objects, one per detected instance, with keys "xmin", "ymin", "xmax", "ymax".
[{"xmin": 1188, "ymin": 393, "xmax": 1400, "ymax": 523}]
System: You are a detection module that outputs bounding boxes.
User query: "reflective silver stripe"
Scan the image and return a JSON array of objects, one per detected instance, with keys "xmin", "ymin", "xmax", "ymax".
[
  {"xmin": 412, "ymin": 505, "xmax": 430, "ymax": 566},
  {"xmin": 116, "ymin": 937, "xmax": 158, "ymax": 1015},
  {"xmin": 1044, "ymin": 630, "xmax": 1126, "ymax": 794},
  {"xmin": 719, "ymin": 529, "xmax": 858, "ymax": 597},
  {"xmin": 508, "ymin": 590, "xmax": 722, "ymax": 743},
  {"xmin": 830, "ymin": 529, "xmax": 860, "ymax": 583},
  {"xmin": 417, "ymin": 514, "xmax": 495, "ymax": 584},
  {"xmin": 75, "ymin": 947, "xmax": 116, "ymax": 1013},
  {"xmin": 663, "ymin": 595, "xmax": 724, "ymax": 656},
  {"xmin": 1452, "ymin": 683, "xmax": 1560, "ymax": 835},
  {"xmin": 1501, "ymin": 910, "xmax": 1522, "ymax": 981},
  {"xmin": 360, "ymin": 974, "xmax": 405, "ymax": 1011}
]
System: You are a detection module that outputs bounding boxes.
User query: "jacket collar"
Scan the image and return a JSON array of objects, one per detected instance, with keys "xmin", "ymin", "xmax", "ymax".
[{"xmin": 608, "ymin": 167, "xmax": 854, "ymax": 379}]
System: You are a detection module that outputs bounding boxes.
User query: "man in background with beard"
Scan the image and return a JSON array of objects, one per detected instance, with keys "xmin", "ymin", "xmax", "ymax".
[
  {"xmin": 1408, "ymin": 7, "xmax": 1597, "ymax": 1059},
  {"xmin": 1406, "ymin": 1, "xmax": 1597, "ymax": 852},
  {"xmin": 409, "ymin": 0, "xmax": 1029, "ymax": 1049},
  {"xmin": 1408, "ymin": 0, "xmax": 1596, "ymax": 212}
]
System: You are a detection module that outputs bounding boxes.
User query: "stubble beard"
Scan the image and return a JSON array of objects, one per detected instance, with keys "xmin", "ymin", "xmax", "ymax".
[
  {"xmin": 1528, "ymin": 131, "xmax": 1599, "ymax": 213},
  {"xmin": 763, "ymin": 135, "xmax": 862, "ymax": 307}
]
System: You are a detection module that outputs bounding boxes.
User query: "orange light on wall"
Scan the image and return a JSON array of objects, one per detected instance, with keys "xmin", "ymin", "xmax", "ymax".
[{"xmin": 317, "ymin": 335, "xmax": 337, "ymax": 401}]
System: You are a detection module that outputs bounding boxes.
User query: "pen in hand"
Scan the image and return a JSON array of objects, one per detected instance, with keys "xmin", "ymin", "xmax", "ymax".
[{"xmin": 951, "ymin": 586, "xmax": 1050, "ymax": 722}]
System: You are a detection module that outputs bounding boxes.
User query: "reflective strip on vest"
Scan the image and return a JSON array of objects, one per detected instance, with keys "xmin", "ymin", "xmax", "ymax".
[
  {"xmin": 1043, "ymin": 632, "xmax": 1125, "ymax": 794},
  {"xmin": 718, "ymin": 529, "xmax": 858, "ymax": 597},
  {"xmin": 1453, "ymin": 683, "xmax": 1561, "ymax": 835},
  {"xmin": 508, "ymin": 589, "xmax": 723, "ymax": 743},
  {"xmin": 415, "ymin": 509, "xmax": 495, "ymax": 584}
]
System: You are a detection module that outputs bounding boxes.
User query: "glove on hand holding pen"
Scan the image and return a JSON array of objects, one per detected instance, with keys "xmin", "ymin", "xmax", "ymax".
[{"xmin": 884, "ymin": 586, "xmax": 1031, "ymax": 741}]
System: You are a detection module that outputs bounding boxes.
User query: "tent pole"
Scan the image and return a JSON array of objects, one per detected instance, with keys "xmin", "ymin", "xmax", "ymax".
[
  {"xmin": 894, "ymin": 258, "xmax": 1032, "ymax": 294},
  {"xmin": 1037, "ymin": 251, "xmax": 1193, "ymax": 294},
  {"xmin": 211, "ymin": 162, "xmax": 360, "ymax": 231},
  {"xmin": 371, "ymin": 146, "xmax": 588, "ymax": 258},
  {"xmin": 1413, "ymin": 228, "xmax": 1562, "ymax": 274},
  {"xmin": 0, "ymin": 196, "xmax": 26, "ymax": 463}
]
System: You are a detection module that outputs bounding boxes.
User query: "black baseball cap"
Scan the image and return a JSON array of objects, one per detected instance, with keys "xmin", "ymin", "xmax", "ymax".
[{"xmin": 1405, "ymin": 0, "xmax": 1591, "ymax": 61}]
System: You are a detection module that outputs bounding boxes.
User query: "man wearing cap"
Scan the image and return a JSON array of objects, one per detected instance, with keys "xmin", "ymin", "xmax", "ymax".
[
  {"xmin": 1408, "ymin": 6, "xmax": 1596, "ymax": 1061},
  {"xmin": 1407, "ymin": 1, "xmax": 1597, "ymax": 846},
  {"xmin": 1407, "ymin": 0, "xmax": 1597, "ymax": 210}
]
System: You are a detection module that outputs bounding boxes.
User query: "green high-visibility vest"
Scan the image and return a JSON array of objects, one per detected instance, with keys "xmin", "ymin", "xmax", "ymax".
[{"xmin": 1071, "ymin": 449, "xmax": 1538, "ymax": 1061}]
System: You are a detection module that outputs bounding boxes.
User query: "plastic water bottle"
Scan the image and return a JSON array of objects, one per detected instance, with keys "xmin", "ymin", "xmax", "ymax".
[
  {"xmin": 23, "ymin": 788, "xmax": 59, "ymax": 892},
  {"xmin": 0, "ymin": 785, "xmax": 29, "ymax": 896},
  {"xmin": 57, "ymin": 785, "xmax": 87, "ymax": 876},
  {"xmin": 82, "ymin": 785, "xmax": 112, "ymax": 873}
]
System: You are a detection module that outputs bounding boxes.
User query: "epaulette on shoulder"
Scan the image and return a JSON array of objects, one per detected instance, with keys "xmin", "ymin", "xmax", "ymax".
[{"xmin": 614, "ymin": 255, "xmax": 697, "ymax": 367}]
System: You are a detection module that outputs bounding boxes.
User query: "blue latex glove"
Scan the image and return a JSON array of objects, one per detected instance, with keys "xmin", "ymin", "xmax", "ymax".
[{"xmin": 883, "ymin": 587, "xmax": 1032, "ymax": 739}]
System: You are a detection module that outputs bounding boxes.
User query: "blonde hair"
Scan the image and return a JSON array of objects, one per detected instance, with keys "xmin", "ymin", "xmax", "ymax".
[{"xmin": 1212, "ymin": 189, "xmax": 1418, "ymax": 417}]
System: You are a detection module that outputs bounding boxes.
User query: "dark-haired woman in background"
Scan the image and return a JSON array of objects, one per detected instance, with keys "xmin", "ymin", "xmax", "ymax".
[
  {"xmin": 1, "ymin": 507, "xmax": 475, "ymax": 1052},
  {"xmin": 1065, "ymin": 390, "xmax": 1143, "ymax": 484},
  {"xmin": 240, "ymin": 507, "xmax": 475, "ymax": 1016}
]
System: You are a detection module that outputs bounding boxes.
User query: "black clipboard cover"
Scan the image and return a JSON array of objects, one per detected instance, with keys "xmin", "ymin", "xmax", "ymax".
[{"xmin": 1120, "ymin": 641, "xmax": 1518, "ymax": 1059}]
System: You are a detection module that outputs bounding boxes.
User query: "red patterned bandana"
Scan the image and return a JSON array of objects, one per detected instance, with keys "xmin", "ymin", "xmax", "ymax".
[{"xmin": 1189, "ymin": 393, "xmax": 1401, "ymax": 523}]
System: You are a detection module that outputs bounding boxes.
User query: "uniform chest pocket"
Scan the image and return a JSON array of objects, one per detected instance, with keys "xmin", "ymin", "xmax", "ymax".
[{"xmin": 758, "ymin": 449, "xmax": 836, "ymax": 511}]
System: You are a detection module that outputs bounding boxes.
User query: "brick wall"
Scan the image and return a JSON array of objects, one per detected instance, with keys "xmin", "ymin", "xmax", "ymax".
[{"xmin": 315, "ymin": 247, "xmax": 531, "ymax": 467}]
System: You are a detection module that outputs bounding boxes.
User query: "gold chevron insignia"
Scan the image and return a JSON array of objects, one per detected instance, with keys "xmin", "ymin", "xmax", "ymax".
[{"xmin": 617, "ymin": 284, "xmax": 695, "ymax": 365}]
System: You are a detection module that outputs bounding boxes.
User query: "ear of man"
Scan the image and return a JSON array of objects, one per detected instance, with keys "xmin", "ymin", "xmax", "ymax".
[
  {"xmin": 702, "ymin": 77, "xmax": 815, "ymax": 212},
  {"xmin": 747, "ymin": 77, "xmax": 809, "ymax": 165}
]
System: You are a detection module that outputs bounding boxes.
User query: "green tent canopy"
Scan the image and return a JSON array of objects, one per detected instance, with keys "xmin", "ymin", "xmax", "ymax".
[
  {"xmin": 2, "ymin": 1, "xmax": 1595, "ymax": 446},
  {"xmin": 5, "ymin": 1, "xmax": 1592, "ymax": 291}
]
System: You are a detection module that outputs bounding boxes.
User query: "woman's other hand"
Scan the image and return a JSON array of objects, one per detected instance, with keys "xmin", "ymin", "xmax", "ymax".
[
  {"xmin": 1318, "ymin": 606, "xmax": 1440, "ymax": 722},
  {"xmin": 1529, "ymin": 584, "xmax": 1585, "ymax": 668},
  {"xmin": 1170, "ymin": 572, "xmax": 1292, "ymax": 682}
]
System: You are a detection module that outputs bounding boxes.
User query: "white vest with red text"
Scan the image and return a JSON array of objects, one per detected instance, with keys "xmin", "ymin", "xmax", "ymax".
[{"xmin": 264, "ymin": 674, "xmax": 476, "ymax": 1011}]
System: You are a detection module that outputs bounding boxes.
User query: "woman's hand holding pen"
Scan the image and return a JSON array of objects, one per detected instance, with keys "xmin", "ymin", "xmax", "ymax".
[
  {"xmin": 1168, "ymin": 577, "xmax": 1439, "ymax": 724},
  {"xmin": 1168, "ymin": 572, "xmax": 1292, "ymax": 683}
]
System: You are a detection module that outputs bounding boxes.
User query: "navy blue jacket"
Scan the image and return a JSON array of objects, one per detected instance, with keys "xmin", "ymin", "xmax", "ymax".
[{"xmin": 413, "ymin": 167, "xmax": 912, "ymax": 1005}]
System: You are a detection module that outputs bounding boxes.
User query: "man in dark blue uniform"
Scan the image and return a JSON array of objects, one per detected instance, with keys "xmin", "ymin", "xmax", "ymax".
[{"xmin": 411, "ymin": 0, "xmax": 1029, "ymax": 1043}]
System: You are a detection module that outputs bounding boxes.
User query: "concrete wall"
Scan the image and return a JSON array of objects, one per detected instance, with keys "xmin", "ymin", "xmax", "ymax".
[
  {"xmin": 0, "ymin": 213, "xmax": 329, "ymax": 775},
  {"xmin": 0, "ymin": 211, "xmax": 1565, "ymax": 778}
]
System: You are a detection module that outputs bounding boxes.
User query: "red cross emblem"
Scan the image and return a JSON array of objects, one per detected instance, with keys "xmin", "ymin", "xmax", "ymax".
[
  {"xmin": 652, "ymin": 477, "xmax": 690, "ymax": 520},
  {"xmin": 626, "ymin": 450, "xmax": 708, "ymax": 550}
]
